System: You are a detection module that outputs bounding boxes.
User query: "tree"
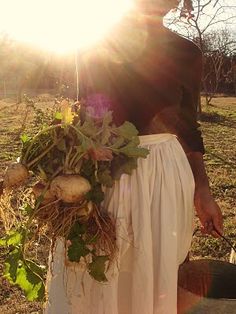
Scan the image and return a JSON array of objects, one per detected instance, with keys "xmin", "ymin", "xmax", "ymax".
[
  {"xmin": 0, "ymin": 35, "xmax": 40, "ymax": 101},
  {"xmin": 166, "ymin": 0, "xmax": 236, "ymax": 110},
  {"xmin": 0, "ymin": 32, "xmax": 77, "ymax": 101},
  {"xmin": 0, "ymin": 33, "xmax": 15, "ymax": 98},
  {"xmin": 196, "ymin": 28, "xmax": 236, "ymax": 104}
]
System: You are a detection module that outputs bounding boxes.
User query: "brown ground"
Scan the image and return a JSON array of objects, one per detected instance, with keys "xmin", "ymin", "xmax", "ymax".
[{"xmin": 0, "ymin": 95, "xmax": 235, "ymax": 314}]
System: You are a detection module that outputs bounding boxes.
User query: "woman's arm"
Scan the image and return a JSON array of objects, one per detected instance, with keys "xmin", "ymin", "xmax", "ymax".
[
  {"xmin": 178, "ymin": 40, "xmax": 223, "ymax": 237},
  {"xmin": 187, "ymin": 151, "xmax": 223, "ymax": 237}
]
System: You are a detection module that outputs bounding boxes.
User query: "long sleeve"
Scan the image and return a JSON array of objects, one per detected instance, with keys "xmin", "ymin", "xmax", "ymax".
[
  {"xmin": 79, "ymin": 25, "xmax": 206, "ymax": 155},
  {"xmin": 176, "ymin": 44, "xmax": 205, "ymax": 154}
]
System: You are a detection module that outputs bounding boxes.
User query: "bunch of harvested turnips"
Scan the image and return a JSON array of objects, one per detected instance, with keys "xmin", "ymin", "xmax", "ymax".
[{"xmin": 0, "ymin": 100, "xmax": 149, "ymax": 301}]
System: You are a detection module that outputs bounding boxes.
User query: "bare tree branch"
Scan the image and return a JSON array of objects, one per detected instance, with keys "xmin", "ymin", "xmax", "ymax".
[{"xmin": 165, "ymin": 0, "xmax": 236, "ymax": 106}]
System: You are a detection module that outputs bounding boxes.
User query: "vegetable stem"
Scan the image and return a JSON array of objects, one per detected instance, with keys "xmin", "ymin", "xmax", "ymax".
[
  {"xmin": 69, "ymin": 152, "xmax": 86, "ymax": 169},
  {"xmin": 22, "ymin": 183, "xmax": 51, "ymax": 254},
  {"xmin": 22, "ymin": 124, "xmax": 64, "ymax": 164},
  {"xmin": 64, "ymin": 146, "xmax": 73, "ymax": 172},
  {"xmin": 27, "ymin": 142, "xmax": 58, "ymax": 168},
  {"xmin": 25, "ymin": 259, "xmax": 45, "ymax": 282}
]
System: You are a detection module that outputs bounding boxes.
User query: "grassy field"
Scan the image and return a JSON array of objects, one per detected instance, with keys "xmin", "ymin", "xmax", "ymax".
[{"xmin": 0, "ymin": 95, "xmax": 235, "ymax": 313}]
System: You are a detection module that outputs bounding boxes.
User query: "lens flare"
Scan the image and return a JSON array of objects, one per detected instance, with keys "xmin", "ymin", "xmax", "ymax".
[{"xmin": 0, "ymin": 0, "xmax": 134, "ymax": 53}]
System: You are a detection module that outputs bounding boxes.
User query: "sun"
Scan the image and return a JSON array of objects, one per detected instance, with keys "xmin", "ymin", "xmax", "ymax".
[{"xmin": 0, "ymin": 0, "xmax": 134, "ymax": 53}]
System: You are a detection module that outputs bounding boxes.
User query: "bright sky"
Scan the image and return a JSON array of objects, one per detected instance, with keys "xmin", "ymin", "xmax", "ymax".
[
  {"xmin": 0, "ymin": 0, "xmax": 235, "ymax": 53},
  {"xmin": 0, "ymin": 0, "xmax": 133, "ymax": 53}
]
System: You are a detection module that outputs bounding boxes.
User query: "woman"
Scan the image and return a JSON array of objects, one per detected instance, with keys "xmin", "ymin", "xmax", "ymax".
[{"xmin": 45, "ymin": 1, "xmax": 223, "ymax": 313}]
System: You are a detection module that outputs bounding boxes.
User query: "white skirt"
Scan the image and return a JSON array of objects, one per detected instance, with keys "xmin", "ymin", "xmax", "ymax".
[{"xmin": 44, "ymin": 134, "xmax": 195, "ymax": 314}]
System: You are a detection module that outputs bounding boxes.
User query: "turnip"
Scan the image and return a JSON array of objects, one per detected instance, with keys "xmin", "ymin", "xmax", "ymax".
[
  {"xmin": 3, "ymin": 162, "xmax": 29, "ymax": 188},
  {"xmin": 0, "ymin": 103, "xmax": 151, "ymax": 296},
  {"xmin": 32, "ymin": 182, "xmax": 56, "ymax": 205},
  {"xmin": 50, "ymin": 175, "xmax": 91, "ymax": 203}
]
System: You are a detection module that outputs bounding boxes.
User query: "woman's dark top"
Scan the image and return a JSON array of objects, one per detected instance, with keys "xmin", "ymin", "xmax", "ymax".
[{"xmin": 80, "ymin": 14, "xmax": 205, "ymax": 154}]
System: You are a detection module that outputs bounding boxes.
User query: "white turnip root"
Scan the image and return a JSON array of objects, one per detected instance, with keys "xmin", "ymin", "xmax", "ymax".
[
  {"xmin": 32, "ymin": 182, "xmax": 56, "ymax": 205},
  {"xmin": 3, "ymin": 163, "xmax": 29, "ymax": 188},
  {"xmin": 50, "ymin": 175, "xmax": 91, "ymax": 203}
]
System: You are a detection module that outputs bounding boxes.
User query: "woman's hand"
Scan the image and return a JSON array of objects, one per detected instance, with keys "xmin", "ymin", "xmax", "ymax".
[
  {"xmin": 186, "ymin": 152, "xmax": 223, "ymax": 237},
  {"xmin": 194, "ymin": 187, "xmax": 223, "ymax": 237}
]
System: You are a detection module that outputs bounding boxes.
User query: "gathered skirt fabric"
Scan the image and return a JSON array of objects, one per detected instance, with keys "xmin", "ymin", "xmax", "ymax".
[{"xmin": 44, "ymin": 134, "xmax": 195, "ymax": 314}]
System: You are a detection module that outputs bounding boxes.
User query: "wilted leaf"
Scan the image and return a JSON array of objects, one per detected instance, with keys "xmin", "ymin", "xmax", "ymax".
[
  {"xmin": 88, "ymin": 147, "xmax": 113, "ymax": 161},
  {"xmin": 67, "ymin": 239, "xmax": 90, "ymax": 262},
  {"xmin": 88, "ymin": 256, "xmax": 109, "ymax": 282}
]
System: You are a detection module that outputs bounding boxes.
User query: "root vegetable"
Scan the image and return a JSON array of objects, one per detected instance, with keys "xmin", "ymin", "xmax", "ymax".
[
  {"xmin": 32, "ymin": 182, "xmax": 56, "ymax": 205},
  {"xmin": 3, "ymin": 163, "xmax": 29, "ymax": 188},
  {"xmin": 50, "ymin": 175, "xmax": 91, "ymax": 203}
]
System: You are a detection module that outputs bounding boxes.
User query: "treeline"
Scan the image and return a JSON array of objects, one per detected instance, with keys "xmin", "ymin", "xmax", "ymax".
[
  {"xmin": 166, "ymin": 0, "xmax": 236, "ymax": 105},
  {"xmin": 0, "ymin": 32, "xmax": 235, "ymax": 102},
  {"xmin": 205, "ymin": 55, "xmax": 235, "ymax": 92},
  {"xmin": 193, "ymin": 29, "xmax": 236, "ymax": 104},
  {"xmin": 0, "ymin": 34, "xmax": 78, "ymax": 101}
]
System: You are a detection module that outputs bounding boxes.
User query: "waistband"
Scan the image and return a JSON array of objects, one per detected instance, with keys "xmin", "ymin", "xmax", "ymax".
[{"xmin": 139, "ymin": 133, "xmax": 177, "ymax": 145}]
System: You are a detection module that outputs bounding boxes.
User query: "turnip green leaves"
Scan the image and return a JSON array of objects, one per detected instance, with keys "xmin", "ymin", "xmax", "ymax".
[
  {"xmin": 1, "ymin": 101, "xmax": 149, "ymax": 301},
  {"xmin": 0, "ymin": 231, "xmax": 46, "ymax": 301}
]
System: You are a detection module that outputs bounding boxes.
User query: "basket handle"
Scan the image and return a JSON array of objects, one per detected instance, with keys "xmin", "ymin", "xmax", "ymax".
[{"xmin": 193, "ymin": 227, "xmax": 236, "ymax": 253}]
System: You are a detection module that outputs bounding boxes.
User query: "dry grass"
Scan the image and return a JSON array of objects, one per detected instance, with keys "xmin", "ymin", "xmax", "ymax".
[
  {"xmin": 190, "ymin": 97, "xmax": 236, "ymax": 261},
  {"xmin": 0, "ymin": 95, "xmax": 235, "ymax": 313}
]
